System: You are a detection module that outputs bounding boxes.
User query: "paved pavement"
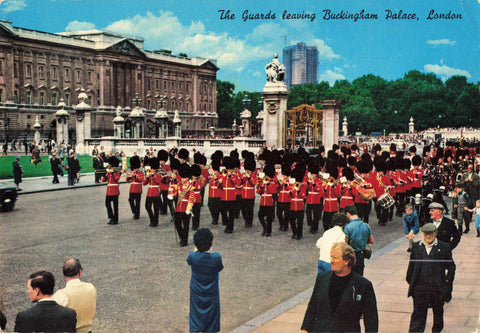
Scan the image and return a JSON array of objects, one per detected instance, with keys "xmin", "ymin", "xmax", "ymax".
[
  {"xmin": 233, "ymin": 226, "xmax": 480, "ymax": 333},
  {"xmin": 3, "ymin": 175, "xmax": 479, "ymax": 333}
]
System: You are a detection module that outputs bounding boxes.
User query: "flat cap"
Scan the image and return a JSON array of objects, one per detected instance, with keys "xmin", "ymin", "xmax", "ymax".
[
  {"xmin": 421, "ymin": 223, "xmax": 436, "ymax": 233},
  {"xmin": 428, "ymin": 202, "xmax": 444, "ymax": 210}
]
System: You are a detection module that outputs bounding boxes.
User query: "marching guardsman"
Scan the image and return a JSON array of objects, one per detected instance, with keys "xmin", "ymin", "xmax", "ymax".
[
  {"xmin": 190, "ymin": 164, "xmax": 206, "ymax": 230},
  {"xmin": 339, "ymin": 167, "xmax": 355, "ymax": 211},
  {"xmin": 219, "ymin": 156, "xmax": 242, "ymax": 234},
  {"xmin": 276, "ymin": 163, "xmax": 292, "ymax": 232},
  {"xmin": 194, "ymin": 152, "xmax": 209, "ymax": 207},
  {"xmin": 410, "ymin": 155, "xmax": 424, "ymax": 196},
  {"xmin": 102, "ymin": 156, "xmax": 122, "ymax": 225},
  {"xmin": 143, "ymin": 157, "xmax": 162, "ymax": 227},
  {"xmin": 322, "ymin": 161, "xmax": 341, "ymax": 231},
  {"xmin": 174, "ymin": 163, "xmax": 195, "ymax": 246},
  {"xmin": 158, "ymin": 149, "xmax": 171, "ymax": 216},
  {"xmin": 305, "ymin": 162, "xmax": 324, "ymax": 234},
  {"xmin": 126, "ymin": 155, "xmax": 144, "ymax": 220},
  {"xmin": 257, "ymin": 164, "xmax": 278, "ymax": 236},
  {"xmin": 372, "ymin": 159, "xmax": 391, "ymax": 226},
  {"xmin": 289, "ymin": 166, "xmax": 307, "ymax": 240},
  {"xmin": 240, "ymin": 157, "xmax": 257, "ymax": 228},
  {"xmin": 230, "ymin": 150, "xmax": 242, "ymax": 219},
  {"xmin": 403, "ymin": 157, "xmax": 413, "ymax": 200},
  {"xmin": 352, "ymin": 159, "xmax": 374, "ymax": 223},
  {"xmin": 178, "ymin": 148, "xmax": 190, "ymax": 165},
  {"xmin": 207, "ymin": 158, "xmax": 223, "ymax": 225},
  {"xmin": 167, "ymin": 157, "xmax": 181, "ymax": 219},
  {"xmin": 386, "ymin": 159, "xmax": 397, "ymax": 221}
]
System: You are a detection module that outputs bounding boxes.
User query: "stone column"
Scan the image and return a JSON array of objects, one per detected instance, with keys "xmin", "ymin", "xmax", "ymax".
[
  {"xmin": 55, "ymin": 102, "xmax": 69, "ymax": 144},
  {"xmin": 263, "ymin": 84, "xmax": 289, "ymax": 148},
  {"xmin": 74, "ymin": 89, "xmax": 93, "ymax": 154},
  {"xmin": 321, "ymin": 100, "xmax": 342, "ymax": 151},
  {"xmin": 33, "ymin": 116, "xmax": 41, "ymax": 144},
  {"xmin": 409, "ymin": 117, "xmax": 414, "ymax": 134},
  {"xmin": 342, "ymin": 116, "xmax": 348, "ymax": 136}
]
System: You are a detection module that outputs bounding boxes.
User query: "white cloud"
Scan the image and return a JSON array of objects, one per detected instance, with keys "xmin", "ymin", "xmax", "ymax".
[
  {"xmin": 319, "ymin": 69, "xmax": 345, "ymax": 86},
  {"xmin": 246, "ymin": 23, "xmax": 286, "ymax": 43},
  {"xmin": 1, "ymin": 0, "xmax": 26, "ymax": 13},
  {"xmin": 290, "ymin": 37, "xmax": 340, "ymax": 60},
  {"xmin": 104, "ymin": 11, "xmax": 273, "ymax": 71},
  {"xmin": 424, "ymin": 64, "xmax": 471, "ymax": 80},
  {"xmin": 65, "ymin": 20, "xmax": 95, "ymax": 32},
  {"xmin": 427, "ymin": 39, "xmax": 456, "ymax": 46}
]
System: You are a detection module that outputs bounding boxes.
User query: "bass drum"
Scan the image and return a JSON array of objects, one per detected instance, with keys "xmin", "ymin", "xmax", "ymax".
[{"xmin": 378, "ymin": 192, "xmax": 395, "ymax": 209}]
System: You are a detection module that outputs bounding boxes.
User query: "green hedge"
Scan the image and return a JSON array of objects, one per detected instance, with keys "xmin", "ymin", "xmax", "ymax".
[{"xmin": 0, "ymin": 155, "xmax": 97, "ymax": 179}]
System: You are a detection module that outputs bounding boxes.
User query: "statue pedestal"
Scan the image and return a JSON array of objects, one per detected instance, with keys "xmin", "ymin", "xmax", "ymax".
[{"xmin": 263, "ymin": 82, "xmax": 289, "ymax": 148}]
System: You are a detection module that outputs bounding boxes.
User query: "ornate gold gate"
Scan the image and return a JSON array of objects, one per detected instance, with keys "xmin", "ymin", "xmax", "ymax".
[{"xmin": 285, "ymin": 104, "xmax": 323, "ymax": 147}]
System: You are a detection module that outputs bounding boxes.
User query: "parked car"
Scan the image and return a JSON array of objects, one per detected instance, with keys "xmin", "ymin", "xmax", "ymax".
[{"xmin": 0, "ymin": 182, "xmax": 17, "ymax": 212}]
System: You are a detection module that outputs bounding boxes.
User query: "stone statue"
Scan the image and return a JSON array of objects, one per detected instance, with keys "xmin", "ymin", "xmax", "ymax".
[{"xmin": 265, "ymin": 53, "xmax": 285, "ymax": 83}]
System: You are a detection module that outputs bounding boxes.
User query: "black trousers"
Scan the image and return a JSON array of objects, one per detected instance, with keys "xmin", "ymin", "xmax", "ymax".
[
  {"xmin": 52, "ymin": 170, "xmax": 59, "ymax": 183},
  {"xmin": 191, "ymin": 203, "xmax": 202, "ymax": 230},
  {"xmin": 233, "ymin": 194, "xmax": 242, "ymax": 218},
  {"xmin": 105, "ymin": 196, "xmax": 118, "ymax": 222},
  {"xmin": 375, "ymin": 202, "xmax": 389, "ymax": 225},
  {"xmin": 128, "ymin": 193, "xmax": 142, "ymax": 218},
  {"xmin": 409, "ymin": 288, "xmax": 444, "ymax": 333},
  {"xmin": 222, "ymin": 200, "xmax": 236, "ymax": 231},
  {"xmin": 208, "ymin": 197, "xmax": 221, "ymax": 224},
  {"xmin": 145, "ymin": 196, "xmax": 161, "ymax": 226},
  {"xmin": 290, "ymin": 210, "xmax": 304, "ymax": 237},
  {"xmin": 174, "ymin": 212, "xmax": 191, "ymax": 244},
  {"xmin": 276, "ymin": 202, "xmax": 290, "ymax": 230},
  {"xmin": 306, "ymin": 204, "xmax": 322, "ymax": 232},
  {"xmin": 160, "ymin": 190, "xmax": 169, "ymax": 215},
  {"xmin": 354, "ymin": 251, "xmax": 365, "ymax": 276},
  {"xmin": 396, "ymin": 192, "xmax": 406, "ymax": 216},
  {"xmin": 355, "ymin": 202, "xmax": 371, "ymax": 223},
  {"xmin": 241, "ymin": 198, "xmax": 255, "ymax": 227},
  {"xmin": 322, "ymin": 211, "xmax": 336, "ymax": 231},
  {"xmin": 258, "ymin": 205, "xmax": 274, "ymax": 234}
]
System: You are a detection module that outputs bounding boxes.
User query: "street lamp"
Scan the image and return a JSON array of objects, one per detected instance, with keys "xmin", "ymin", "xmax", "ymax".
[
  {"xmin": 243, "ymin": 97, "xmax": 250, "ymax": 109},
  {"xmin": 132, "ymin": 93, "xmax": 142, "ymax": 107}
]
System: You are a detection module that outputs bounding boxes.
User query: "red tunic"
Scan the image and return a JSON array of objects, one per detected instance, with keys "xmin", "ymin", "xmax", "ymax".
[
  {"xmin": 175, "ymin": 181, "xmax": 196, "ymax": 213},
  {"xmin": 241, "ymin": 174, "xmax": 257, "ymax": 199},
  {"xmin": 257, "ymin": 181, "xmax": 278, "ymax": 206},
  {"xmin": 277, "ymin": 179, "xmax": 292, "ymax": 204},
  {"xmin": 306, "ymin": 177, "xmax": 324, "ymax": 205},
  {"xmin": 159, "ymin": 164, "xmax": 171, "ymax": 191},
  {"xmin": 323, "ymin": 183, "xmax": 341, "ymax": 212},
  {"xmin": 126, "ymin": 170, "xmax": 144, "ymax": 194},
  {"xmin": 290, "ymin": 183, "xmax": 307, "ymax": 211},
  {"xmin": 339, "ymin": 184, "xmax": 355, "ymax": 209},
  {"xmin": 102, "ymin": 172, "xmax": 121, "ymax": 196},
  {"xmin": 143, "ymin": 174, "xmax": 162, "ymax": 197},
  {"xmin": 220, "ymin": 173, "xmax": 241, "ymax": 201},
  {"xmin": 208, "ymin": 172, "xmax": 222, "ymax": 198}
]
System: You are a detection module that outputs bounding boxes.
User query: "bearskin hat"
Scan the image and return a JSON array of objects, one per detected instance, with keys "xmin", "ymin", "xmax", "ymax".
[
  {"xmin": 308, "ymin": 161, "xmax": 320, "ymax": 174},
  {"xmin": 403, "ymin": 158, "xmax": 411, "ymax": 170},
  {"xmin": 347, "ymin": 156, "xmax": 357, "ymax": 167},
  {"xmin": 436, "ymin": 147, "xmax": 444, "ymax": 159},
  {"xmin": 332, "ymin": 144, "xmax": 340, "ymax": 152},
  {"xmin": 374, "ymin": 143, "xmax": 382, "ymax": 152},
  {"xmin": 129, "ymin": 155, "xmax": 141, "ymax": 169},
  {"xmin": 396, "ymin": 151, "xmax": 405, "ymax": 159},
  {"xmin": 149, "ymin": 157, "xmax": 160, "ymax": 170},
  {"xmin": 263, "ymin": 164, "xmax": 276, "ymax": 179},
  {"xmin": 350, "ymin": 144, "xmax": 358, "ymax": 152},
  {"xmin": 291, "ymin": 167, "xmax": 304, "ymax": 183},
  {"xmin": 390, "ymin": 143, "xmax": 397, "ymax": 152},
  {"xmin": 178, "ymin": 148, "xmax": 189, "ymax": 161},
  {"xmin": 357, "ymin": 159, "xmax": 372, "ymax": 174},
  {"xmin": 232, "ymin": 157, "xmax": 241, "ymax": 169},
  {"xmin": 409, "ymin": 146, "xmax": 417, "ymax": 154},
  {"xmin": 244, "ymin": 158, "xmax": 256, "ymax": 172},
  {"xmin": 107, "ymin": 155, "xmax": 120, "ymax": 168},
  {"xmin": 222, "ymin": 156, "xmax": 235, "ymax": 170},
  {"xmin": 326, "ymin": 159, "xmax": 339, "ymax": 179},
  {"xmin": 178, "ymin": 163, "xmax": 192, "ymax": 179},
  {"xmin": 281, "ymin": 162, "xmax": 292, "ymax": 176},
  {"xmin": 191, "ymin": 164, "xmax": 202, "ymax": 177},
  {"xmin": 170, "ymin": 158, "xmax": 180, "ymax": 171},
  {"xmin": 157, "ymin": 149, "xmax": 169, "ymax": 162},
  {"xmin": 211, "ymin": 159, "xmax": 221, "ymax": 171},
  {"xmin": 230, "ymin": 149, "xmax": 239, "ymax": 160},
  {"xmin": 386, "ymin": 159, "xmax": 396, "ymax": 172},
  {"xmin": 375, "ymin": 159, "xmax": 387, "ymax": 173},
  {"xmin": 241, "ymin": 150, "xmax": 249, "ymax": 160},
  {"xmin": 342, "ymin": 167, "xmax": 354, "ymax": 181},
  {"xmin": 412, "ymin": 155, "xmax": 422, "ymax": 166}
]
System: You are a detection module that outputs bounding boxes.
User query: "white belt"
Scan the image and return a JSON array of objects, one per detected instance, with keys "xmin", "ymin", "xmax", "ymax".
[
  {"xmin": 262, "ymin": 194, "xmax": 272, "ymax": 196},
  {"xmin": 280, "ymin": 191, "xmax": 289, "ymax": 193},
  {"xmin": 107, "ymin": 184, "xmax": 119, "ymax": 186},
  {"xmin": 309, "ymin": 192, "xmax": 319, "ymax": 194},
  {"xmin": 292, "ymin": 198, "xmax": 303, "ymax": 201},
  {"xmin": 325, "ymin": 198, "xmax": 337, "ymax": 201},
  {"xmin": 224, "ymin": 187, "xmax": 235, "ymax": 190},
  {"xmin": 132, "ymin": 182, "xmax": 141, "ymax": 185},
  {"xmin": 244, "ymin": 187, "xmax": 254, "ymax": 189},
  {"xmin": 211, "ymin": 186, "xmax": 218, "ymax": 189},
  {"xmin": 149, "ymin": 185, "xmax": 160, "ymax": 188},
  {"xmin": 342, "ymin": 196, "xmax": 353, "ymax": 199}
]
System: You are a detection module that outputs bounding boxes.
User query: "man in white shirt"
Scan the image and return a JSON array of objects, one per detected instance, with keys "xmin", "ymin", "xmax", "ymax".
[{"xmin": 53, "ymin": 258, "xmax": 97, "ymax": 333}]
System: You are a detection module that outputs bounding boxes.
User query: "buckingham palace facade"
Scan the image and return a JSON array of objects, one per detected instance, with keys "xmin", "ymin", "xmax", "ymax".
[{"xmin": 0, "ymin": 19, "xmax": 218, "ymax": 142}]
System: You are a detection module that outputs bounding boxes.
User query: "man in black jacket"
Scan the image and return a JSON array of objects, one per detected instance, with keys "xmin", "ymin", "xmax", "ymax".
[
  {"xmin": 406, "ymin": 223, "xmax": 455, "ymax": 332},
  {"xmin": 301, "ymin": 242, "xmax": 378, "ymax": 333},
  {"xmin": 50, "ymin": 152, "xmax": 61, "ymax": 184},
  {"xmin": 14, "ymin": 271, "xmax": 76, "ymax": 332}
]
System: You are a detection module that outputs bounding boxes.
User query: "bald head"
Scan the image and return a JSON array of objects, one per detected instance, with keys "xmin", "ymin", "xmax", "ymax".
[{"xmin": 63, "ymin": 258, "xmax": 82, "ymax": 278}]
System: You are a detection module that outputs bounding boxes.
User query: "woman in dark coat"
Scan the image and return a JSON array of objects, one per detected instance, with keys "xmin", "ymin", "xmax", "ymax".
[
  {"xmin": 187, "ymin": 228, "xmax": 223, "ymax": 333},
  {"xmin": 13, "ymin": 156, "xmax": 23, "ymax": 190}
]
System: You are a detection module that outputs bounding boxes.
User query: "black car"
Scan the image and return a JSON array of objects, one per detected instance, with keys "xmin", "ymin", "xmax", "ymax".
[{"xmin": 0, "ymin": 182, "xmax": 17, "ymax": 212}]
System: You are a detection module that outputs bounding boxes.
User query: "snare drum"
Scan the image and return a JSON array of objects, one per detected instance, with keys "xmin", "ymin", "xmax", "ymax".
[{"xmin": 378, "ymin": 192, "xmax": 395, "ymax": 209}]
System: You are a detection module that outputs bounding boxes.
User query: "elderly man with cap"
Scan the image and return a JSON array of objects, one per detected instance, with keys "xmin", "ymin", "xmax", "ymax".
[
  {"xmin": 428, "ymin": 202, "xmax": 461, "ymax": 251},
  {"xmin": 406, "ymin": 223, "xmax": 456, "ymax": 333}
]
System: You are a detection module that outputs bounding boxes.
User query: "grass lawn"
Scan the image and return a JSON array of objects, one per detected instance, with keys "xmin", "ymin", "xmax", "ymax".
[{"xmin": 0, "ymin": 155, "xmax": 96, "ymax": 179}]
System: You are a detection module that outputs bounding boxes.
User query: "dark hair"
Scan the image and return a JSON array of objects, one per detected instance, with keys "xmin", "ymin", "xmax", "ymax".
[
  {"xmin": 344, "ymin": 205, "xmax": 358, "ymax": 216},
  {"xmin": 29, "ymin": 271, "xmax": 55, "ymax": 295},
  {"xmin": 63, "ymin": 258, "xmax": 82, "ymax": 277},
  {"xmin": 193, "ymin": 228, "xmax": 213, "ymax": 252},
  {"xmin": 331, "ymin": 213, "xmax": 349, "ymax": 228}
]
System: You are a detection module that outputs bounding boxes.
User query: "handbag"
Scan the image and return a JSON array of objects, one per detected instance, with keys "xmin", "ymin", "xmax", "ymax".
[{"xmin": 363, "ymin": 244, "xmax": 372, "ymax": 259}]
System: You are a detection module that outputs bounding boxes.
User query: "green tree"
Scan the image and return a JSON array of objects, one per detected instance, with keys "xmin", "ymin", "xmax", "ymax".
[{"xmin": 216, "ymin": 80, "xmax": 236, "ymax": 128}]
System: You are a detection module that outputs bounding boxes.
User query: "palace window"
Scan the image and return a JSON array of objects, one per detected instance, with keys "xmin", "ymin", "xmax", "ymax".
[
  {"xmin": 39, "ymin": 92, "xmax": 44, "ymax": 105},
  {"xmin": 52, "ymin": 67, "xmax": 57, "ymax": 80},
  {"xmin": 0, "ymin": 89, "xmax": 3, "ymax": 102},
  {"xmin": 0, "ymin": 60, "xmax": 3, "ymax": 75},
  {"xmin": 87, "ymin": 71, "xmax": 92, "ymax": 83},
  {"xmin": 13, "ymin": 63, "xmax": 17, "ymax": 77},
  {"xmin": 39, "ymin": 66, "xmax": 44, "ymax": 79},
  {"xmin": 65, "ymin": 68, "xmax": 70, "ymax": 81},
  {"xmin": 26, "ymin": 91, "xmax": 31, "ymax": 104},
  {"xmin": 26, "ymin": 64, "xmax": 32, "ymax": 77},
  {"xmin": 156, "ymin": 79, "xmax": 159, "ymax": 89},
  {"xmin": 14, "ymin": 90, "xmax": 18, "ymax": 103},
  {"xmin": 147, "ymin": 79, "xmax": 151, "ymax": 90},
  {"xmin": 52, "ymin": 93, "xmax": 57, "ymax": 106},
  {"xmin": 76, "ymin": 70, "xmax": 81, "ymax": 82}
]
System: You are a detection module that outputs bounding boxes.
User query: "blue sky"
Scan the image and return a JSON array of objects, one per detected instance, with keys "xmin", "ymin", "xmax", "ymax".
[{"xmin": 2, "ymin": 0, "xmax": 479, "ymax": 92}]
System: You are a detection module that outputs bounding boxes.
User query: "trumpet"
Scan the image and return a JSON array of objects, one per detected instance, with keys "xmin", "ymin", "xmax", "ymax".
[
  {"xmin": 222, "ymin": 169, "xmax": 228, "ymax": 176},
  {"xmin": 263, "ymin": 176, "xmax": 271, "ymax": 184},
  {"xmin": 323, "ymin": 176, "xmax": 339, "ymax": 186}
]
